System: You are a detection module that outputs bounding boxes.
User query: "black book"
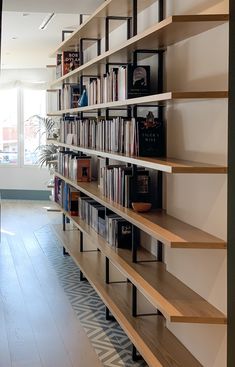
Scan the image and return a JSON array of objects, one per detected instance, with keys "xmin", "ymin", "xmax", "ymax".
[
  {"xmin": 137, "ymin": 112, "xmax": 165, "ymax": 157},
  {"xmin": 116, "ymin": 219, "xmax": 132, "ymax": 249},
  {"xmin": 130, "ymin": 171, "xmax": 151, "ymax": 206},
  {"xmin": 127, "ymin": 64, "xmax": 151, "ymax": 98},
  {"xmin": 70, "ymin": 84, "xmax": 81, "ymax": 108}
]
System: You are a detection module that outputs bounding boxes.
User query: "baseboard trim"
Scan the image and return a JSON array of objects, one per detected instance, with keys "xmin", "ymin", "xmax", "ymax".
[{"xmin": 0, "ymin": 189, "xmax": 51, "ymax": 200}]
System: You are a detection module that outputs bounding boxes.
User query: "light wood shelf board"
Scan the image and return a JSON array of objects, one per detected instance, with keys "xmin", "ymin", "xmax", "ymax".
[
  {"xmin": 54, "ymin": 172, "xmax": 226, "ymax": 250},
  {"xmin": 50, "ymin": 0, "xmax": 157, "ymax": 57},
  {"xmin": 50, "ymin": 141, "xmax": 227, "ymax": 174},
  {"xmin": 53, "ymin": 224, "xmax": 203, "ymax": 367},
  {"xmin": 50, "ymin": 14, "xmax": 228, "ymax": 87},
  {"xmin": 47, "ymin": 91, "xmax": 228, "ymax": 113},
  {"xmin": 56, "ymin": 210, "xmax": 226, "ymax": 324}
]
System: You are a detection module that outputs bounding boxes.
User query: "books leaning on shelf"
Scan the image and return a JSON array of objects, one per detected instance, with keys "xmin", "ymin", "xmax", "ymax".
[
  {"xmin": 62, "ymin": 51, "xmax": 80, "ymax": 75},
  {"xmin": 58, "ymin": 150, "xmax": 91, "ymax": 182},
  {"xmin": 79, "ymin": 197, "xmax": 132, "ymax": 248},
  {"xmin": 102, "ymin": 165, "xmax": 151, "ymax": 209},
  {"xmin": 86, "ymin": 64, "xmax": 151, "ymax": 105},
  {"xmin": 56, "ymin": 54, "xmax": 62, "ymax": 79},
  {"xmin": 58, "ymin": 83, "xmax": 81, "ymax": 110},
  {"xmin": 59, "ymin": 112, "xmax": 164, "ymax": 157},
  {"xmin": 54, "ymin": 177, "xmax": 132, "ymax": 249}
]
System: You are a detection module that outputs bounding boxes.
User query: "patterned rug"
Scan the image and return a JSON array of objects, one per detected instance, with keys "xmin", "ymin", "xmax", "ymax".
[{"xmin": 34, "ymin": 224, "xmax": 147, "ymax": 367}]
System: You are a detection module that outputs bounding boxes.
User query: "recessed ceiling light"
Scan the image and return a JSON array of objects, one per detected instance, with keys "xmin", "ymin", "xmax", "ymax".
[
  {"xmin": 39, "ymin": 13, "xmax": 55, "ymax": 30},
  {"xmin": 23, "ymin": 13, "xmax": 30, "ymax": 17}
]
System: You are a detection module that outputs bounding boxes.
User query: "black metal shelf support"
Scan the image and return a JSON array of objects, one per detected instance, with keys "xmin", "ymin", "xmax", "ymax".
[
  {"xmin": 79, "ymin": 38, "xmax": 101, "ymax": 65},
  {"xmin": 105, "ymin": 16, "xmax": 132, "ymax": 52}
]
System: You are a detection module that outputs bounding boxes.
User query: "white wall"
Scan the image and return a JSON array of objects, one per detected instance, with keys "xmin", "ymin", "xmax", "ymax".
[{"xmin": 97, "ymin": 1, "xmax": 228, "ymax": 366}]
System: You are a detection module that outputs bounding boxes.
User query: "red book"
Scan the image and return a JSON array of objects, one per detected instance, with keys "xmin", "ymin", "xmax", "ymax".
[{"xmin": 62, "ymin": 51, "xmax": 80, "ymax": 75}]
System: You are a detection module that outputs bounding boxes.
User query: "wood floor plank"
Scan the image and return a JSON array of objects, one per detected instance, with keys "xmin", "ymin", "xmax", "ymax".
[
  {"xmin": 20, "ymin": 232, "xmax": 103, "ymax": 367},
  {"xmin": 0, "ymin": 234, "xmax": 43, "ymax": 367},
  {"xmin": 0, "ymin": 238, "xmax": 11, "ymax": 367},
  {"xmin": 0, "ymin": 200, "xmax": 102, "ymax": 367}
]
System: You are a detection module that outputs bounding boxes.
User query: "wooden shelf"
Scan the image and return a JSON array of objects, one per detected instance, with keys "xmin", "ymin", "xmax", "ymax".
[
  {"xmin": 48, "ymin": 91, "xmax": 228, "ymax": 114},
  {"xmin": 55, "ymin": 209, "xmax": 226, "ymax": 324},
  {"xmin": 50, "ymin": 14, "xmax": 228, "ymax": 87},
  {"xmin": 50, "ymin": 140, "xmax": 227, "ymax": 174},
  {"xmin": 50, "ymin": 0, "xmax": 157, "ymax": 57},
  {"xmin": 55, "ymin": 172, "xmax": 226, "ymax": 249},
  {"xmin": 53, "ymin": 224, "xmax": 203, "ymax": 367}
]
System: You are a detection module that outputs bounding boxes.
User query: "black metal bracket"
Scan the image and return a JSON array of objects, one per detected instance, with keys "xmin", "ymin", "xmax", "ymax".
[
  {"xmin": 62, "ymin": 213, "xmax": 69, "ymax": 255},
  {"xmin": 80, "ymin": 231, "xmax": 83, "ymax": 252},
  {"xmin": 132, "ymin": 224, "xmax": 140, "ymax": 264},
  {"xmin": 105, "ymin": 257, "xmax": 110, "ymax": 284},
  {"xmin": 105, "ymin": 307, "xmax": 115, "ymax": 321},
  {"xmin": 132, "ymin": 345, "xmax": 142, "ymax": 361},
  {"xmin": 62, "ymin": 30, "xmax": 73, "ymax": 42},
  {"xmin": 79, "ymin": 38, "xmax": 101, "ymax": 65},
  {"xmin": 63, "ymin": 247, "xmax": 69, "ymax": 256},
  {"xmin": 105, "ymin": 16, "xmax": 132, "ymax": 52},
  {"xmin": 132, "ymin": 283, "xmax": 162, "ymax": 318},
  {"xmin": 80, "ymin": 270, "xmax": 87, "ymax": 281},
  {"xmin": 159, "ymin": 0, "xmax": 164, "ymax": 22}
]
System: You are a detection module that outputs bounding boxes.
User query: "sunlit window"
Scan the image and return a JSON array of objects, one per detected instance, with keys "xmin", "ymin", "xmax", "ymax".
[
  {"xmin": 0, "ymin": 89, "xmax": 18, "ymax": 165},
  {"xmin": 23, "ymin": 89, "xmax": 46, "ymax": 165}
]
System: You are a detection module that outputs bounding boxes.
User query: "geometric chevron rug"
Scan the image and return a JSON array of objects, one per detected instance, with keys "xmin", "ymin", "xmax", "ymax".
[{"xmin": 34, "ymin": 224, "xmax": 147, "ymax": 367}]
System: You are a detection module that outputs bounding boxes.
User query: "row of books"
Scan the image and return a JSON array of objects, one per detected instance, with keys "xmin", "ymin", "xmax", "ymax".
[
  {"xmin": 79, "ymin": 195, "xmax": 132, "ymax": 248},
  {"xmin": 57, "ymin": 83, "xmax": 80, "ymax": 110},
  {"xmin": 87, "ymin": 64, "xmax": 151, "ymax": 105},
  {"xmin": 56, "ymin": 51, "xmax": 80, "ymax": 79},
  {"xmin": 54, "ymin": 177, "xmax": 80, "ymax": 216},
  {"xmin": 101, "ymin": 164, "xmax": 151, "ymax": 208},
  {"xmin": 59, "ymin": 113, "xmax": 164, "ymax": 157},
  {"xmin": 57, "ymin": 151, "xmax": 91, "ymax": 182},
  {"xmin": 54, "ymin": 177, "xmax": 132, "ymax": 249}
]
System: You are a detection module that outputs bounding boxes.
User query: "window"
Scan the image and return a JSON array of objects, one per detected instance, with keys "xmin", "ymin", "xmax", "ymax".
[
  {"xmin": 0, "ymin": 87, "xmax": 46, "ymax": 166},
  {"xmin": 0, "ymin": 89, "xmax": 18, "ymax": 165},
  {"xmin": 23, "ymin": 89, "xmax": 46, "ymax": 165}
]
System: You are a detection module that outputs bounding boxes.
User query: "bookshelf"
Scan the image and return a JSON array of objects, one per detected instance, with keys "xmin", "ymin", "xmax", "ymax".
[
  {"xmin": 50, "ymin": 14, "xmax": 228, "ymax": 88},
  {"xmin": 53, "ymin": 223, "xmax": 203, "ymax": 367},
  {"xmin": 49, "ymin": 1, "xmax": 228, "ymax": 366},
  {"xmin": 54, "ymin": 172, "xmax": 226, "ymax": 249}
]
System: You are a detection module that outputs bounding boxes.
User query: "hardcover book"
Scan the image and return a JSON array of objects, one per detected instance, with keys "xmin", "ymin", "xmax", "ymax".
[
  {"xmin": 62, "ymin": 51, "xmax": 80, "ymax": 75},
  {"xmin": 137, "ymin": 111, "xmax": 164, "ymax": 157},
  {"xmin": 70, "ymin": 84, "xmax": 81, "ymax": 108},
  {"xmin": 127, "ymin": 64, "xmax": 151, "ymax": 98},
  {"xmin": 116, "ymin": 219, "xmax": 132, "ymax": 249}
]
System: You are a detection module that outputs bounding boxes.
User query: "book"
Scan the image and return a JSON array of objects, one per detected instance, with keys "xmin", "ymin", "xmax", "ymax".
[
  {"xmin": 70, "ymin": 84, "xmax": 81, "ymax": 108},
  {"xmin": 127, "ymin": 64, "xmax": 151, "ymax": 98},
  {"xmin": 56, "ymin": 54, "xmax": 62, "ymax": 79},
  {"xmin": 137, "ymin": 112, "xmax": 164, "ymax": 157},
  {"xmin": 115, "ymin": 219, "xmax": 132, "ymax": 249},
  {"xmin": 62, "ymin": 51, "xmax": 80, "ymax": 75},
  {"xmin": 68, "ymin": 187, "xmax": 80, "ymax": 216}
]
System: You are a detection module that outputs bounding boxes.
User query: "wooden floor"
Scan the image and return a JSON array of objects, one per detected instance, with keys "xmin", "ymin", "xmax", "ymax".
[{"xmin": 0, "ymin": 200, "xmax": 102, "ymax": 367}]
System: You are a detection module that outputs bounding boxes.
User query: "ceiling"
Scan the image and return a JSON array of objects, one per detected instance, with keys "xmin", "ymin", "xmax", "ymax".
[{"xmin": 1, "ymin": 0, "xmax": 103, "ymax": 69}]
